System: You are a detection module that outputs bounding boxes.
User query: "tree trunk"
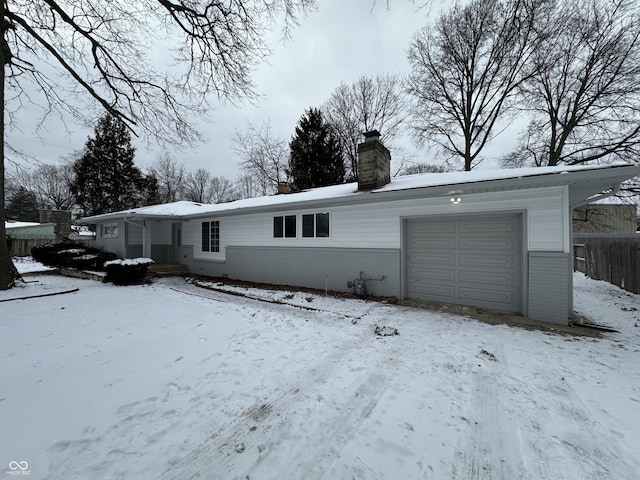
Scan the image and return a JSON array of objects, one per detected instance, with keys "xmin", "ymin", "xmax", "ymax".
[{"xmin": 0, "ymin": 14, "xmax": 21, "ymax": 289}]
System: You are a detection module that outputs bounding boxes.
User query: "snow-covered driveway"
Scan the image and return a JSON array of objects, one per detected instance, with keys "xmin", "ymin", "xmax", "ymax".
[{"xmin": 1, "ymin": 273, "xmax": 639, "ymax": 479}]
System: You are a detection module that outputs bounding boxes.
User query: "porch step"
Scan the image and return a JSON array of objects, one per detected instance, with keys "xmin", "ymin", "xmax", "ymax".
[{"xmin": 148, "ymin": 263, "xmax": 189, "ymax": 277}]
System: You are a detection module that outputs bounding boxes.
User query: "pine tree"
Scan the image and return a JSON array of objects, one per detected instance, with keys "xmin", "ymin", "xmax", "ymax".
[
  {"xmin": 289, "ymin": 108, "xmax": 345, "ymax": 191},
  {"xmin": 70, "ymin": 114, "xmax": 156, "ymax": 216},
  {"xmin": 5, "ymin": 187, "xmax": 39, "ymax": 222}
]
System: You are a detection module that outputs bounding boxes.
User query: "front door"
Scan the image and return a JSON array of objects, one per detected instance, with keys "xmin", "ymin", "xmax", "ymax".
[{"xmin": 171, "ymin": 222, "xmax": 182, "ymax": 263}]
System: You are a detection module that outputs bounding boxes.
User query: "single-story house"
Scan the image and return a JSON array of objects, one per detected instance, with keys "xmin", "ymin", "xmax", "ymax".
[
  {"xmin": 5, "ymin": 221, "xmax": 55, "ymax": 240},
  {"xmin": 5, "ymin": 221, "xmax": 56, "ymax": 257},
  {"xmin": 81, "ymin": 133, "xmax": 640, "ymax": 325}
]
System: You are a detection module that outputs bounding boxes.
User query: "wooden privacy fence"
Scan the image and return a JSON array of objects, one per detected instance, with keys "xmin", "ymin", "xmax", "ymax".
[
  {"xmin": 8, "ymin": 238, "xmax": 52, "ymax": 257},
  {"xmin": 8, "ymin": 237, "xmax": 96, "ymax": 257},
  {"xmin": 573, "ymin": 234, "xmax": 640, "ymax": 294}
]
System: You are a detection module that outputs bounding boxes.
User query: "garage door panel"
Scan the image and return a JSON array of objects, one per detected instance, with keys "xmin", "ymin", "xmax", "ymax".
[
  {"xmin": 412, "ymin": 238, "xmax": 455, "ymax": 249},
  {"xmin": 411, "ymin": 282, "xmax": 456, "ymax": 299},
  {"xmin": 406, "ymin": 214, "xmax": 522, "ymax": 313},
  {"xmin": 460, "ymin": 220, "xmax": 515, "ymax": 234},
  {"xmin": 412, "ymin": 267, "xmax": 455, "ymax": 282},
  {"xmin": 458, "ymin": 270, "xmax": 515, "ymax": 285},
  {"xmin": 459, "ymin": 253, "xmax": 517, "ymax": 269},
  {"xmin": 459, "ymin": 287, "xmax": 515, "ymax": 305},
  {"xmin": 458, "ymin": 237, "xmax": 516, "ymax": 250},
  {"xmin": 411, "ymin": 252, "xmax": 455, "ymax": 265},
  {"xmin": 411, "ymin": 222, "xmax": 455, "ymax": 234}
]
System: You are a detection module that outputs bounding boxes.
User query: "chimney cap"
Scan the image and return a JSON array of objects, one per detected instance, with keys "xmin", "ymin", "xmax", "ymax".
[{"xmin": 362, "ymin": 130, "xmax": 381, "ymax": 141}]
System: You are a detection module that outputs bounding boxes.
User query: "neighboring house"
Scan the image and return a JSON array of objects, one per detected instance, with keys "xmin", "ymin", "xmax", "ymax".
[
  {"xmin": 81, "ymin": 134, "xmax": 640, "ymax": 325},
  {"xmin": 573, "ymin": 203, "xmax": 637, "ymax": 233},
  {"xmin": 5, "ymin": 221, "xmax": 55, "ymax": 240},
  {"xmin": 5, "ymin": 221, "xmax": 56, "ymax": 256}
]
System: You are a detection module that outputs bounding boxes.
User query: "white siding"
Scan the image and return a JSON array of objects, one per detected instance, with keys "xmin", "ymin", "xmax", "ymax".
[
  {"xmin": 127, "ymin": 223, "xmax": 143, "ymax": 245},
  {"xmin": 181, "ymin": 186, "xmax": 569, "ymax": 260}
]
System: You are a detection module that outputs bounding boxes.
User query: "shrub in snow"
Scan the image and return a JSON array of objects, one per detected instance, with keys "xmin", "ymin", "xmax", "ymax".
[
  {"xmin": 31, "ymin": 242, "xmax": 117, "ymax": 270},
  {"xmin": 104, "ymin": 258, "xmax": 154, "ymax": 285}
]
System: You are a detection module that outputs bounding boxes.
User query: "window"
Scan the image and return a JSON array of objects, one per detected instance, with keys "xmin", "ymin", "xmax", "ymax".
[
  {"xmin": 201, "ymin": 221, "xmax": 220, "ymax": 252},
  {"xmin": 102, "ymin": 223, "xmax": 118, "ymax": 238},
  {"xmin": 302, "ymin": 212, "xmax": 330, "ymax": 238},
  {"xmin": 273, "ymin": 215, "xmax": 296, "ymax": 238}
]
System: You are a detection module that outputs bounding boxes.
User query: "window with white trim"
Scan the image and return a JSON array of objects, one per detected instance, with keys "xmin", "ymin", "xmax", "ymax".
[
  {"xmin": 273, "ymin": 215, "xmax": 296, "ymax": 238},
  {"xmin": 201, "ymin": 221, "xmax": 220, "ymax": 252},
  {"xmin": 302, "ymin": 212, "xmax": 330, "ymax": 238},
  {"xmin": 102, "ymin": 223, "xmax": 119, "ymax": 238}
]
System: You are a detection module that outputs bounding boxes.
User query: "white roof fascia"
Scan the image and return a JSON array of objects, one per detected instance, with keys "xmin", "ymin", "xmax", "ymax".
[{"xmin": 79, "ymin": 164, "xmax": 640, "ymax": 223}]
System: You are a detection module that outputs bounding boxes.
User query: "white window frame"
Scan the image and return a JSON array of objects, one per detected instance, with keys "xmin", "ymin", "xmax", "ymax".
[
  {"xmin": 201, "ymin": 220, "xmax": 220, "ymax": 253},
  {"xmin": 102, "ymin": 222, "xmax": 119, "ymax": 238},
  {"xmin": 302, "ymin": 212, "xmax": 331, "ymax": 238}
]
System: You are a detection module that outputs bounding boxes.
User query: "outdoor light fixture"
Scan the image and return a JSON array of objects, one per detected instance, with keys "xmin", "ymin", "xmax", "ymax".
[{"xmin": 450, "ymin": 197, "xmax": 461, "ymax": 204}]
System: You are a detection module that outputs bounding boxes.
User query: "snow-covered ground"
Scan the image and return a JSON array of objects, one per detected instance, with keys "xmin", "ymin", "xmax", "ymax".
[
  {"xmin": 1, "ymin": 271, "xmax": 639, "ymax": 479},
  {"xmin": 10, "ymin": 257, "xmax": 56, "ymax": 274}
]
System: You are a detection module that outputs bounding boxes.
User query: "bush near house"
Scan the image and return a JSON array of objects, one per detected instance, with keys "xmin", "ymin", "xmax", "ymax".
[
  {"xmin": 31, "ymin": 242, "xmax": 117, "ymax": 270},
  {"xmin": 104, "ymin": 258, "xmax": 154, "ymax": 285}
]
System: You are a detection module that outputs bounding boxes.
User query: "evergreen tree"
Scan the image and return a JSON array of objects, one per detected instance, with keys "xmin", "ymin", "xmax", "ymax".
[
  {"xmin": 5, "ymin": 187, "xmax": 39, "ymax": 222},
  {"xmin": 70, "ymin": 114, "xmax": 156, "ymax": 216},
  {"xmin": 289, "ymin": 108, "xmax": 345, "ymax": 191}
]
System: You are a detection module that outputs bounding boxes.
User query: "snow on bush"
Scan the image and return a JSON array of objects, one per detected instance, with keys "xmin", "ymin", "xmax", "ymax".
[
  {"xmin": 104, "ymin": 258, "xmax": 155, "ymax": 285},
  {"xmin": 104, "ymin": 258, "xmax": 154, "ymax": 267},
  {"xmin": 57, "ymin": 248, "xmax": 86, "ymax": 255}
]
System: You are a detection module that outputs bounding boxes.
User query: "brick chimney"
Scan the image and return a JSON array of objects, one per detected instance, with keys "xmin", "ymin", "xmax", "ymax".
[{"xmin": 357, "ymin": 130, "xmax": 391, "ymax": 191}]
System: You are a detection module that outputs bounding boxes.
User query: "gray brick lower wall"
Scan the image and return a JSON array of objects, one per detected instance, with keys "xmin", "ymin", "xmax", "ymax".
[
  {"xmin": 528, "ymin": 251, "xmax": 571, "ymax": 325},
  {"xmin": 182, "ymin": 246, "xmax": 401, "ymax": 298}
]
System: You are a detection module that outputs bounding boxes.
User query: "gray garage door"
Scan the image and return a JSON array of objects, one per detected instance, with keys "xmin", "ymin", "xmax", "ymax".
[{"xmin": 406, "ymin": 214, "xmax": 522, "ymax": 312}]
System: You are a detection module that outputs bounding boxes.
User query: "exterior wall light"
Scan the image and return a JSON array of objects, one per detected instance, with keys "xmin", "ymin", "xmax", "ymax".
[{"xmin": 450, "ymin": 197, "xmax": 461, "ymax": 204}]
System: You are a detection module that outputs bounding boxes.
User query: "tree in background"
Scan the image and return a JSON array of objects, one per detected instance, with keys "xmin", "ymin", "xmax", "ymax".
[
  {"xmin": 288, "ymin": 108, "xmax": 345, "ymax": 191},
  {"xmin": 9, "ymin": 162, "xmax": 75, "ymax": 210},
  {"xmin": 150, "ymin": 152, "xmax": 186, "ymax": 203},
  {"xmin": 5, "ymin": 186, "xmax": 39, "ymax": 222},
  {"xmin": 233, "ymin": 121, "xmax": 289, "ymax": 196},
  {"xmin": 209, "ymin": 176, "xmax": 236, "ymax": 203},
  {"xmin": 1, "ymin": 0, "xmax": 314, "ymax": 289},
  {"xmin": 182, "ymin": 168, "xmax": 235, "ymax": 204},
  {"xmin": 398, "ymin": 163, "xmax": 446, "ymax": 175},
  {"xmin": 502, "ymin": 0, "xmax": 640, "ymax": 168},
  {"xmin": 70, "ymin": 114, "xmax": 157, "ymax": 216},
  {"xmin": 406, "ymin": 0, "xmax": 541, "ymax": 171},
  {"xmin": 323, "ymin": 74, "xmax": 407, "ymax": 180}
]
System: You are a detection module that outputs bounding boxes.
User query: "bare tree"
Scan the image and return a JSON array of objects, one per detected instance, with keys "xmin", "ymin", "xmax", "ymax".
[
  {"xmin": 209, "ymin": 176, "xmax": 236, "ymax": 203},
  {"xmin": 398, "ymin": 163, "xmax": 445, "ymax": 175},
  {"xmin": 503, "ymin": 0, "xmax": 640, "ymax": 168},
  {"xmin": 29, "ymin": 162, "xmax": 75, "ymax": 210},
  {"xmin": 406, "ymin": 0, "xmax": 542, "ymax": 171},
  {"xmin": 150, "ymin": 152, "xmax": 186, "ymax": 203},
  {"xmin": 323, "ymin": 74, "xmax": 407, "ymax": 180},
  {"xmin": 0, "ymin": 0, "xmax": 315, "ymax": 289},
  {"xmin": 234, "ymin": 173, "xmax": 263, "ymax": 200},
  {"xmin": 183, "ymin": 168, "xmax": 213, "ymax": 203},
  {"xmin": 6, "ymin": 161, "xmax": 75, "ymax": 210},
  {"xmin": 232, "ymin": 121, "xmax": 288, "ymax": 196}
]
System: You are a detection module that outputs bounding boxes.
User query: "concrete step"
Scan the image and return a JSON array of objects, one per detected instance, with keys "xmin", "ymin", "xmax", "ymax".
[{"xmin": 148, "ymin": 263, "xmax": 189, "ymax": 277}]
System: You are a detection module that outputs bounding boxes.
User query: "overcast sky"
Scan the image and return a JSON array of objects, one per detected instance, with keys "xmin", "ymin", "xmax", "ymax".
[{"xmin": 7, "ymin": 1, "xmax": 513, "ymax": 182}]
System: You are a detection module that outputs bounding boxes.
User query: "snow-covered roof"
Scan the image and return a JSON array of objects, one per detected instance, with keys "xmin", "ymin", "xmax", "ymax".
[
  {"xmin": 81, "ymin": 163, "xmax": 640, "ymax": 223},
  {"xmin": 5, "ymin": 221, "xmax": 41, "ymax": 229}
]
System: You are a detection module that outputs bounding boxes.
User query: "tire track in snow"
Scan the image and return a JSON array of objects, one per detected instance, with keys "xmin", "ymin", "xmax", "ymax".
[
  {"xmin": 453, "ymin": 343, "xmax": 556, "ymax": 480},
  {"xmin": 158, "ymin": 329, "xmax": 387, "ymax": 479}
]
